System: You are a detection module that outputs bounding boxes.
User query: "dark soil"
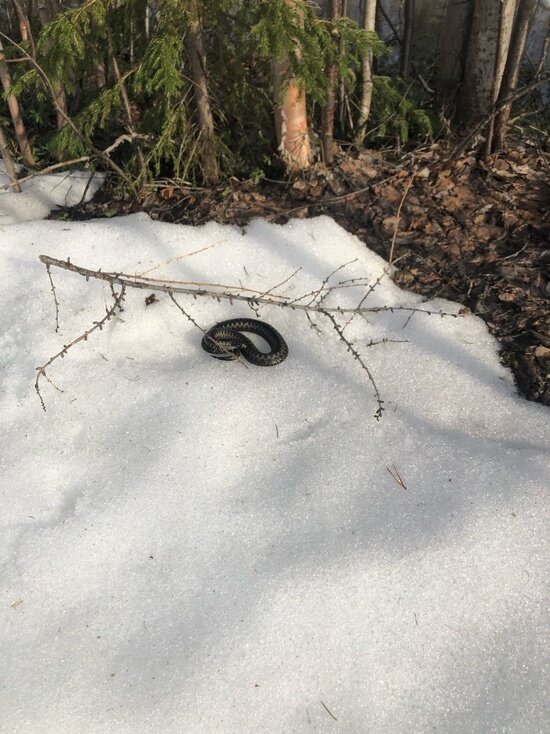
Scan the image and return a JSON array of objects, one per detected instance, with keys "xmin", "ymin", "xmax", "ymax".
[{"xmin": 52, "ymin": 142, "xmax": 550, "ymax": 407}]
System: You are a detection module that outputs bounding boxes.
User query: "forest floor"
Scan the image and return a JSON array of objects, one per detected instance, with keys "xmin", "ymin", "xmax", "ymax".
[{"xmin": 55, "ymin": 141, "xmax": 550, "ymax": 407}]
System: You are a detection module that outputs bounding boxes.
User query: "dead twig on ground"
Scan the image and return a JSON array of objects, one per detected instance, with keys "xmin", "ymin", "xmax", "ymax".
[
  {"xmin": 35, "ymin": 285, "xmax": 126, "ymax": 411},
  {"xmin": 36, "ymin": 254, "xmax": 461, "ymax": 417},
  {"xmin": 386, "ymin": 465, "xmax": 407, "ymax": 489}
]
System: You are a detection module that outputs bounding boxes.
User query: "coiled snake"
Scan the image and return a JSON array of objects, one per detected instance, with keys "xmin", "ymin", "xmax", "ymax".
[{"xmin": 202, "ymin": 319, "xmax": 288, "ymax": 366}]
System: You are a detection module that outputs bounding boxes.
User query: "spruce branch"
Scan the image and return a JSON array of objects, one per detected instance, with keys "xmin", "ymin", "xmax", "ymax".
[{"xmin": 0, "ymin": 29, "xmax": 136, "ymax": 193}]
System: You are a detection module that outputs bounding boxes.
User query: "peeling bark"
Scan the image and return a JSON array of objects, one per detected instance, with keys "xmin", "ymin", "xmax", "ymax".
[{"xmin": 273, "ymin": 0, "xmax": 311, "ymax": 172}]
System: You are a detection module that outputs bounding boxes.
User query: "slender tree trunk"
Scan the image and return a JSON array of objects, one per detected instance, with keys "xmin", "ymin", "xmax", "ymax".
[
  {"xmin": 493, "ymin": 0, "xmax": 539, "ymax": 150},
  {"xmin": 321, "ymin": 0, "xmax": 342, "ymax": 164},
  {"xmin": 184, "ymin": 0, "xmax": 220, "ymax": 184},
  {"xmin": 0, "ymin": 37, "xmax": 35, "ymax": 168},
  {"xmin": 401, "ymin": 0, "xmax": 414, "ymax": 78},
  {"xmin": 0, "ymin": 122, "xmax": 21, "ymax": 192},
  {"xmin": 11, "ymin": 0, "xmax": 35, "ymax": 56},
  {"xmin": 355, "ymin": 0, "xmax": 377, "ymax": 145},
  {"xmin": 273, "ymin": 0, "xmax": 311, "ymax": 172},
  {"xmin": 11, "ymin": 0, "xmax": 31, "ymax": 45},
  {"xmin": 484, "ymin": 0, "xmax": 517, "ymax": 157},
  {"xmin": 37, "ymin": 0, "xmax": 68, "ymax": 130}
]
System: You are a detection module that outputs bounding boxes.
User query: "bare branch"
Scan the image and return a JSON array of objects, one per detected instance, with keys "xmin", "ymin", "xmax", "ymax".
[
  {"xmin": 45, "ymin": 263, "xmax": 60, "ymax": 332},
  {"xmin": 321, "ymin": 310, "xmax": 384, "ymax": 420},
  {"xmin": 39, "ymin": 255, "xmax": 459, "ymax": 320},
  {"xmin": 36, "ymin": 255, "xmax": 462, "ymax": 417},
  {"xmin": 35, "ymin": 285, "xmax": 126, "ymax": 411}
]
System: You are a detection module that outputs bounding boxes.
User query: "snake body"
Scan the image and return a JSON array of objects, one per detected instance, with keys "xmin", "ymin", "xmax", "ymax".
[{"xmin": 202, "ymin": 319, "xmax": 288, "ymax": 366}]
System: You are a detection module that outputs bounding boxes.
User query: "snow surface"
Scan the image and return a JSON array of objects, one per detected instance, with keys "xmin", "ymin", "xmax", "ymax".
[
  {"xmin": 0, "ymin": 176, "xmax": 549, "ymax": 734},
  {"xmin": 0, "ymin": 162, "xmax": 104, "ymax": 224}
]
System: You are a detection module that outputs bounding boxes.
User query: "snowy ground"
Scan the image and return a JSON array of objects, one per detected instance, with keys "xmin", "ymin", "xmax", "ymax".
[
  {"xmin": 0, "ymin": 163, "xmax": 104, "ymax": 224},
  {"xmin": 1, "ymin": 173, "xmax": 548, "ymax": 733}
]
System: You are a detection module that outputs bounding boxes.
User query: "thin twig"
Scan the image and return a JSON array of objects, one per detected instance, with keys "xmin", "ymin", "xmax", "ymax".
[
  {"xmin": 321, "ymin": 310, "xmax": 384, "ymax": 420},
  {"xmin": 35, "ymin": 285, "xmax": 126, "ymax": 411},
  {"xmin": 168, "ymin": 291, "xmax": 249, "ymax": 367},
  {"xmin": 444, "ymin": 75, "xmax": 549, "ymax": 164},
  {"xmin": 386, "ymin": 465, "xmax": 407, "ymax": 489},
  {"xmin": 319, "ymin": 699, "xmax": 338, "ymax": 722},
  {"xmin": 256, "ymin": 266, "xmax": 302, "ymax": 300},
  {"xmin": 389, "ymin": 174, "xmax": 415, "ymax": 266},
  {"xmin": 45, "ymin": 264, "xmax": 60, "ymax": 332}
]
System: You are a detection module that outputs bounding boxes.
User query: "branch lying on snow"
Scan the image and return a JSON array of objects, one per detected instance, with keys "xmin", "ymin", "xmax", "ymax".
[
  {"xmin": 35, "ymin": 284, "xmax": 126, "ymax": 411},
  {"xmin": 37, "ymin": 254, "xmax": 461, "ymax": 418},
  {"xmin": 39, "ymin": 256, "xmax": 457, "ymax": 319}
]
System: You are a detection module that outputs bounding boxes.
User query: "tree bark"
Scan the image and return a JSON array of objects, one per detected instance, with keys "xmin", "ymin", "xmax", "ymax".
[
  {"xmin": 37, "ymin": 0, "xmax": 68, "ymax": 130},
  {"xmin": 493, "ymin": 0, "xmax": 539, "ymax": 150},
  {"xmin": 0, "ymin": 37, "xmax": 35, "ymax": 168},
  {"xmin": 400, "ymin": 0, "xmax": 415, "ymax": 79},
  {"xmin": 0, "ymin": 121, "xmax": 21, "ymax": 192},
  {"xmin": 484, "ymin": 0, "xmax": 517, "ymax": 157},
  {"xmin": 321, "ymin": 0, "xmax": 342, "ymax": 164},
  {"xmin": 437, "ymin": 0, "xmax": 474, "ymax": 106},
  {"xmin": 272, "ymin": 0, "xmax": 311, "ymax": 172},
  {"xmin": 355, "ymin": 0, "xmax": 377, "ymax": 145},
  {"xmin": 184, "ymin": 0, "xmax": 220, "ymax": 184},
  {"xmin": 456, "ymin": 0, "xmax": 502, "ymax": 128},
  {"xmin": 11, "ymin": 0, "xmax": 32, "ymax": 47},
  {"xmin": 273, "ymin": 59, "xmax": 311, "ymax": 172}
]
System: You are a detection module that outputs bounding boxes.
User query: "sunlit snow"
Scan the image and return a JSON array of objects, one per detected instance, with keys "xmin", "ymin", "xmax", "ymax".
[{"xmin": 1, "ymin": 172, "xmax": 548, "ymax": 733}]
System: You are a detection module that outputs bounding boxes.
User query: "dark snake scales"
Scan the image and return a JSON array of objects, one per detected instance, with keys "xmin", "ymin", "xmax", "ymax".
[{"xmin": 202, "ymin": 319, "xmax": 288, "ymax": 366}]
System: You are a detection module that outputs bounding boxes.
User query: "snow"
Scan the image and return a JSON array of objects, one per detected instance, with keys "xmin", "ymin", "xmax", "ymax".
[
  {"xmin": 0, "ymin": 174, "xmax": 548, "ymax": 734},
  {"xmin": 0, "ymin": 163, "xmax": 104, "ymax": 224}
]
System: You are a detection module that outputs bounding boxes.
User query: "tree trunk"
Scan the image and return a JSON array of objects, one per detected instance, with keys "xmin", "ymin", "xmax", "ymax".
[
  {"xmin": 484, "ymin": 0, "xmax": 517, "ymax": 157},
  {"xmin": 355, "ymin": 0, "xmax": 377, "ymax": 145},
  {"xmin": 321, "ymin": 0, "xmax": 342, "ymax": 164},
  {"xmin": 437, "ymin": 0, "xmax": 474, "ymax": 106},
  {"xmin": 272, "ymin": 0, "xmax": 311, "ymax": 172},
  {"xmin": 456, "ymin": 0, "xmax": 501, "ymax": 128},
  {"xmin": 400, "ymin": 0, "xmax": 414, "ymax": 79},
  {"xmin": 184, "ymin": 0, "xmax": 220, "ymax": 184},
  {"xmin": 0, "ymin": 122, "xmax": 21, "ymax": 192},
  {"xmin": 493, "ymin": 0, "xmax": 539, "ymax": 150},
  {"xmin": 0, "ymin": 37, "xmax": 35, "ymax": 168},
  {"xmin": 37, "ymin": 0, "xmax": 68, "ymax": 130},
  {"xmin": 11, "ymin": 0, "xmax": 32, "ymax": 46}
]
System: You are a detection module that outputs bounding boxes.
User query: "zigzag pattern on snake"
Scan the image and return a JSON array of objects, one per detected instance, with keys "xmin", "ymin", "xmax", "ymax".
[{"xmin": 201, "ymin": 319, "xmax": 289, "ymax": 366}]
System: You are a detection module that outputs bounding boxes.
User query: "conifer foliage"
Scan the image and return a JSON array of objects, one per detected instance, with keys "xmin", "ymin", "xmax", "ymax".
[
  {"xmin": 0, "ymin": 0, "xmax": 544, "ymax": 190},
  {"xmin": 0, "ymin": 0, "xmax": 389, "ymax": 186}
]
